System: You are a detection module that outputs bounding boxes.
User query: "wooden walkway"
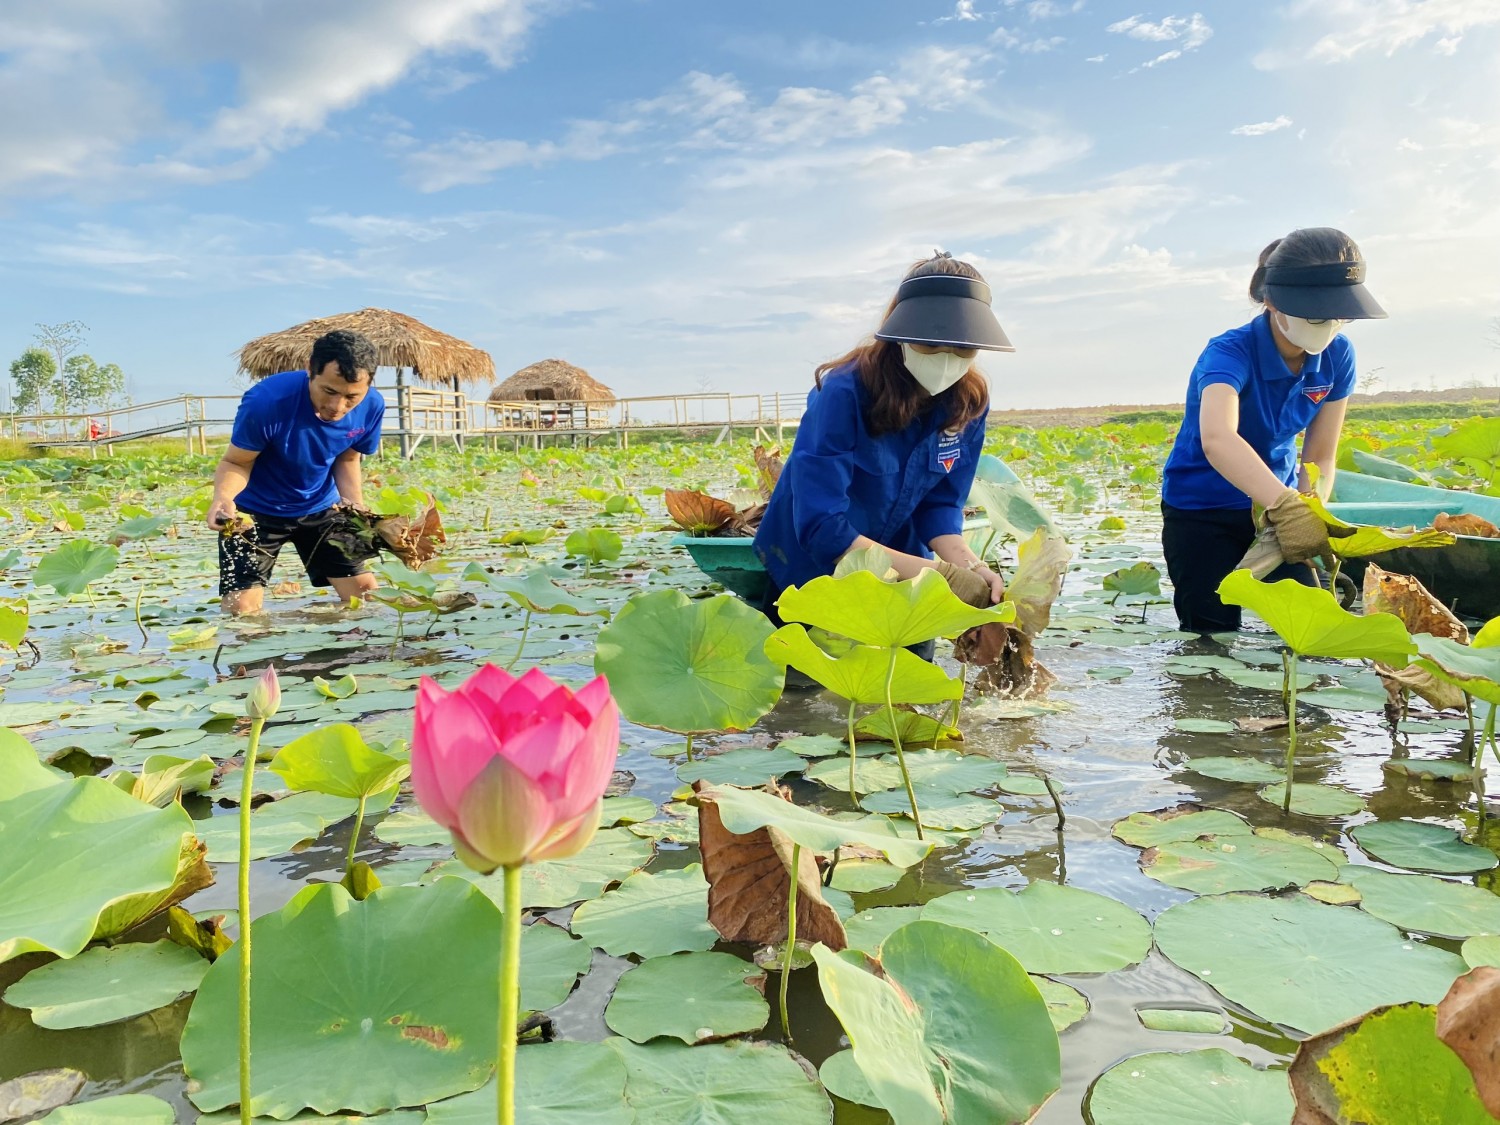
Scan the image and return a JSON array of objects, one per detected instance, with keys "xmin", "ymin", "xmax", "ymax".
[{"xmin": 7, "ymin": 387, "xmax": 804, "ymax": 459}]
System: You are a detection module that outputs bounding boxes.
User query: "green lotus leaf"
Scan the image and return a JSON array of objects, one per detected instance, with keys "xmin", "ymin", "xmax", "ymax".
[
  {"xmin": 1339, "ymin": 865, "xmax": 1500, "ymax": 938},
  {"xmin": 423, "ymin": 1041, "xmax": 630, "ymax": 1125},
  {"xmin": 463, "ymin": 564, "xmax": 605, "ymax": 615},
  {"xmin": 1351, "ymin": 819, "xmax": 1499, "ymax": 875},
  {"xmin": 1102, "ymin": 561, "xmax": 1162, "ymax": 596},
  {"xmin": 1303, "ymin": 493, "xmax": 1459, "ymax": 556},
  {"xmin": 1085, "ymin": 1049, "xmax": 1292, "ymax": 1125},
  {"xmin": 110, "ymin": 515, "xmax": 174, "ymax": 542},
  {"xmin": 441, "ymin": 827, "xmax": 655, "ymax": 910},
  {"xmin": 764, "ymin": 624, "xmax": 962, "ymax": 705},
  {"xmin": 803, "ymin": 755, "xmax": 907, "ymax": 795},
  {"xmin": 675, "ymin": 745, "xmax": 808, "ymax": 787},
  {"xmin": 0, "ymin": 732, "xmax": 202, "ymax": 963},
  {"xmin": 1135, "ymin": 1008, "xmax": 1228, "ymax": 1034},
  {"xmin": 33, "ymin": 539, "xmax": 119, "ymax": 596},
  {"xmin": 843, "ymin": 905, "xmax": 924, "ymax": 954},
  {"xmin": 695, "ymin": 782, "xmax": 932, "ymax": 866},
  {"xmin": 606, "ymin": 1038, "xmax": 832, "ymax": 1125},
  {"xmin": 125, "ymin": 754, "xmax": 216, "ymax": 806},
  {"xmin": 776, "ymin": 568, "xmax": 1014, "ymax": 649},
  {"xmin": 1155, "ymin": 892, "xmax": 1465, "ymax": 1034},
  {"xmin": 880, "ymin": 747, "xmax": 1010, "ymax": 795},
  {"xmin": 565, "ymin": 527, "xmax": 623, "ymax": 565},
  {"xmin": 1004, "ymin": 529, "xmax": 1072, "ymax": 636},
  {"xmin": 813, "ymin": 920, "xmax": 1060, "ymax": 1125},
  {"xmin": 312, "ymin": 673, "xmax": 357, "ymax": 699},
  {"xmin": 269, "ymin": 723, "xmax": 410, "ymax": 800},
  {"xmin": 1035, "ymin": 976, "xmax": 1090, "ymax": 1033},
  {"xmin": 604, "ymin": 951, "xmax": 769, "ymax": 1044},
  {"xmin": 1290, "ymin": 1002, "xmax": 1492, "ymax": 1125},
  {"xmin": 569, "ymin": 866, "xmax": 717, "ymax": 959},
  {"xmin": 1112, "ymin": 807, "xmax": 1251, "ymax": 848},
  {"xmin": 966, "ymin": 476, "xmax": 1061, "ymax": 543},
  {"xmin": 920, "ymin": 881, "xmax": 1151, "ymax": 975},
  {"xmin": 594, "ymin": 590, "xmax": 783, "ymax": 734},
  {"xmin": 1140, "ymin": 833, "xmax": 1340, "ymax": 894},
  {"xmin": 3, "ymin": 940, "xmax": 208, "ymax": 1029},
  {"xmin": 1462, "ymin": 935, "xmax": 1500, "ymax": 969},
  {"xmin": 36, "ymin": 1094, "xmax": 176, "ymax": 1124},
  {"xmin": 1473, "ymin": 616, "xmax": 1500, "ymax": 648},
  {"xmin": 858, "ymin": 789, "xmax": 1001, "ymax": 830},
  {"xmin": 854, "ymin": 708, "xmax": 960, "ymax": 747},
  {"xmin": 1217, "ymin": 569, "xmax": 1416, "ymax": 664},
  {"xmin": 1183, "ymin": 756, "xmax": 1285, "ymax": 784},
  {"xmin": 1255, "ymin": 782, "xmax": 1367, "ymax": 816},
  {"xmin": 1412, "ymin": 633, "xmax": 1500, "ymax": 705},
  {"xmin": 180, "ymin": 880, "xmax": 501, "ymax": 1117},
  {"xmin": 0, "ymin": 596, "xmax": 28, "ymax": 649}
]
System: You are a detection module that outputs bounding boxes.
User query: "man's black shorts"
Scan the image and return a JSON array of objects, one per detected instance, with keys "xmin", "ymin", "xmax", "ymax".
[{"xmin": 218, "ymin": 507, "xmax": 377, "ymax": 596}]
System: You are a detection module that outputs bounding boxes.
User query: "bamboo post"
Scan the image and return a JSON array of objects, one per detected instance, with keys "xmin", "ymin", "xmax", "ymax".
[{"xmin": 396, "ymin": 367, "xmax": 412, "ymax": 459}]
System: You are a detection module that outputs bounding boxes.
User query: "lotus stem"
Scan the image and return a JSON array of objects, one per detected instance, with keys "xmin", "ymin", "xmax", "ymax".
[
  {"xmin": 1478, "ymin": 704, "xmax": 1497, "ymax": 827},
  {"xmin": 345, "ymin": 793, "xmax": 367, "ymax": 880},
  {"xmin": 1282, "ymin": 651, "xmax": 1299, "ymax": 814},
  {"xmin": 134, "ymin": 585, "xmax": 148, "ymax": 650},
  {"xmin": 780, "ymin": 842, "xmax": 800, "ymax": 1042},
  {"xmin": 505, "ymin": 609, "xmax": 532, "ymax": 671},
  {"xmin": 845, "ymin": 700, "xmax": 859, "ymax": 808},
  {"xmin": 1466, "ymin": 695, "xmax": 1477, "ymax": 766},
  {"xmin": 1045, "ymin": 774, "xmax": 1066, "ymax": 830},
  {"xmin": 883, "ymin": 647, "xmax": 924, "ymax": 841},
  {"xmin": 498, "ymin": 864, "xmax": 522, "ymax": 1125},
  {"xmin": 684, "ymin": 733, "xmax": 694, "ymax": 763},
  {"xmin": 238, "ymin": 715, "xmax": 264, "ymax": 1125}
]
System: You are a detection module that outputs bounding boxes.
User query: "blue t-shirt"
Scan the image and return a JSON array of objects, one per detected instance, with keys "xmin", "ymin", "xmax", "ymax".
[
  {"xmin": 1162, "ymin": 314, "xmax": 1355, "ymax": 510},
  {"xmin": 754, "ymin": 364, "xmax": 987, "ymax": 591},
  {"xmin": 231, "ymin": 370, "xmax": 385, "ymax": 517}
]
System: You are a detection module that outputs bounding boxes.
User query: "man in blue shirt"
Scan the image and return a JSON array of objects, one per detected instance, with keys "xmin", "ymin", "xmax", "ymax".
[{"xmin": 208, "ymin": 330, "xmax": 385, "ymax": 615}]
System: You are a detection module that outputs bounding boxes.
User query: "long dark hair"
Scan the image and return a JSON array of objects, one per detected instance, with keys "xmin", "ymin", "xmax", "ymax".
[
  {"xmin": 815, "ymin": 254, "xmax": 991, "ymax": 436},
  {"xmin": 1249, "ymin": 228, "xmax": 1362, "ymax": 305}
]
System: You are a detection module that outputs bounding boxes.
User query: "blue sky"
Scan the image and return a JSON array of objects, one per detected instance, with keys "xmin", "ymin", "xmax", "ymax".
[{"xmin": 1, "ymin": 0, "xmax": 1497, "ymax": 408}]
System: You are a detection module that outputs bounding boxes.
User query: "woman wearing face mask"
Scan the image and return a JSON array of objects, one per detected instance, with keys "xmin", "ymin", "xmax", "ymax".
[
  {"xmin": 1161, "ymin": 227, "xmax": 1387, "ymax": 632},
  {"xmin": 754, "ymin": 252, "xmax": 1013, "ymax": 613}
]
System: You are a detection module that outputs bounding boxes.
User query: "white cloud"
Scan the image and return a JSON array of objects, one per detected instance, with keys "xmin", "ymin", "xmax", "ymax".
[
  {"xmin": 1257, "ymin": 0, "xmax": 1500, "ymax": 66},
  {"xmin": 935, "ymin": 0, "xmax": 986, "ymax": 23},
  {"xmin": 1232, "ymin": 115, "xmax": 1294, "ymax": 136},
  {"xmin": 1086, "ymin": 53, "xmax": 1108, "ymax": 62},
  {"xmin": 1107, "ymin": 13, "xmax": 1213, "ymax": 48}
]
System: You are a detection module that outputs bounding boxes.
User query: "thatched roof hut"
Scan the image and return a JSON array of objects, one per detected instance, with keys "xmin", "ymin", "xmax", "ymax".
[
  {"xmin": 236, "ymin": 308, "xmax": 495, "ymax": 387},
  {"xmin": 488, "ymin": 359, "xmax": 614, "ymax": 403}
]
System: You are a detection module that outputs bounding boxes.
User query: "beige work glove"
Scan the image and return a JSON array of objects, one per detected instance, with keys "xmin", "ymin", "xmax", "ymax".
[
  {"xmin": 933, "ymin": 559, "xmax": 993, "ymax": 608},
  {"xmin": 1262, "ymin": 488, "xmax": 1354, "ymax": 566}
]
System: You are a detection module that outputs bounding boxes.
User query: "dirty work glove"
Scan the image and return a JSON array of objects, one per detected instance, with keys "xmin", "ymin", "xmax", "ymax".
[
  {"xmin": 1263, "ymin": 489, "xmax": 1354, "ymax": 565},
  {"xmin": 933, "ymin": 560, "xmax": 993, "ymax": 608}
]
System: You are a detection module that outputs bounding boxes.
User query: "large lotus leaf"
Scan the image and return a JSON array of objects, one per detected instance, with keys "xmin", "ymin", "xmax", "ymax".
[
  {"xmin": 694, "ymin": 782, "xmax": 932, "ymax": 866},
  {"xmin": 966, "ymin": 476, "xmax": 1060, "ymax": 542},
  {"xmin": 604, "ymin": 952, "xmax": 769, "ymax": 1044},
  {"xmin": 1351, "ymin": 819, "xmax": 1498, "ymax": 875},
  {"xmin": 1155, "ymin": 892, "xmax": 1465, "ymax": 1034},
  {"xmin": 1474, "ymin": 616, "xmax": 1500, "ymax": 647},
  {"xmin": 1412, "ymin": 633, "xmax": 1500, "ymax": 705},
  {"xmin": 858, "ymin": 789, "xmax": 1001, "ymax": 830},
  {"xmin": 675, "ymin": 745, "xmax": 809, "ymax": 787},
  {"xmin": 776, "ymin": 568, "xmax": 1014, "ymax": 649},
  {"xmin": 194, "ymin": 790, "xmax": 393, "ymax": 862},
  {"xmin": 884, "ymin": 747, "xmax": 1010, "ymax": 795},
  {"xmin": 4, "ymin": 940, "xmax": 208, "ymax": 1029},
  {"xmin": 1084, "ymin": 1049, "xmax": 1293, "ymax": 1125},
  {"xmin": 1464, "ymin": 936, "xmax": 1500, "ymax": 969},
  {"xmin": 1004, "ymin": 529, "xmax": 1072, "ymax": 637},
  {"xmin": 517, "ymin": 920, "xmax": 592, "ymax": 1012},
  {"xmin": 812, "ymin": 920, "xmax": 1060, "ymax": 1125},
  {"xmin": 0, "ymin": 596, "xmax": 27, "ymax": 649},
  {"xmin": 606, "ymin": 1038, "xmax": 831, "ymax": 1124},
  {"xmin": 33, "ymin": 539, "xmax": 119, "ymax": 596},
  {"xmin": 920, "ymin": 881, "xmax": 1151, "ymax": 974},
  {"xmin": 1339, "ymin": 865, "xmax": 1500, "ymax": 938},
  {"xmin": 1305, "ymin": 493, "xmax": 1459, "ymax": 557},
  {"xmin": 1255, "ymin": 782, "xmax": 1367, "ymax": 817},
  {"xmin": 1217, "ymin": 569, "xmax": 1416, "ymax": 664},
  {"xmin": 36, "ymin": 1094, "xmax": 176, "ymax": 1124},
  {"xmin": 180, "ymin": 880, "xmax": 501, "ymax": 1117},
  {"xmin": 1102, "ymin": 561, "xmax": 1162, "ymax": 596},
  {"xmin": 764, "ymin": 625, "xmax": 962, "ymax": 705},
  {"xmin": 1112, "ymin": 807, "xmax": 1252, "ymax": 848},
  {"xmin": 463, "ymin": 564, "xmax": 605, "ymax": 616},
  {"xmin": 1141, "ymin": 833, "xmax": 1340, "ymax": 894},
  {"xmin": 423, "ymin": 1041, "xmax": 631, "ymax": 1125},
  {"xmin": 1432, "ymin": 416, "xmax": 1500, "ymax": 463},
  {"xmin": 569, "ymin": 866, "xmax": 717, "ymax": 959},
  {"xmin": 594, "ymin": 590, "xmax": 783, "ymax": 734},
  {"xmin": 565, "ymin": 527, "xmax": 624, "ymax": 564},
  {"xmin": 1289, "ymin": 1001, "xmax": 1492, "ymax": 1125},
  {"xmin": 268, "ymin": 723, "xmax": 410, "ymax": 800},
  {"xmin": 0, "ymin": 739, "xmax": 200, "ymax": 963}
]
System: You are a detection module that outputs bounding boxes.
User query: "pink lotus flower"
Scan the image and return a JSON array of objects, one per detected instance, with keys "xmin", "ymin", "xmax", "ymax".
[{"xmin": 411, "ymin": 665, "xmax": 619, "ymax": 874}]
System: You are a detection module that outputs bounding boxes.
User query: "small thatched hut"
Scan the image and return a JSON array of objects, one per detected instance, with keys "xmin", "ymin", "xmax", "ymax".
[
  {"xmin": 237, "ymin": 308, "xmax": 495, "ymax": 387},
  {"xmin": 488, "ymin": 359, "xmax": 614, "ymax": 403}
]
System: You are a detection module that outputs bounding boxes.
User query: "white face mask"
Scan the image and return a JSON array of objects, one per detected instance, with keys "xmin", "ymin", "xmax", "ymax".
[
  {"xmin": 1274, "ymin": 312, "xmax": 1346, "ymax": 355},
  {"xmin": 900, "ymin": 343, "xmax": 972, "ymax": 396}
]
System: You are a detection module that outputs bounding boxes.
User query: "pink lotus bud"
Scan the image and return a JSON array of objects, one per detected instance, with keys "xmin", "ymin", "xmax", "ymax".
[
  {"xmin": 410, "ymin": 665, "xmax": 619, "ymax": 873},
  {"xmin": 245, "ymin": 665, "xmax": 281, "ymax": 720}
]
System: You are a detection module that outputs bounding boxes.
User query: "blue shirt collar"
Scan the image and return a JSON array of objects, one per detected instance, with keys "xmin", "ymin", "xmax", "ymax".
[{"xmin": 1254, "ymin": 312, "xmax": 1324, "ymax": 382}]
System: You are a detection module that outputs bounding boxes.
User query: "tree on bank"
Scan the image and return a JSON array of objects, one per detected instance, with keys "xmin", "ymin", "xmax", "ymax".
[{"xmin": 6, "ymin": 323, "xmax": 127, "ymax": 415}]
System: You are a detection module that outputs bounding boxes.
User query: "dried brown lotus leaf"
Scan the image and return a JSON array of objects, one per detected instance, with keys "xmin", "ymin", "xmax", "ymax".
[
  {"xmin": 1434, "ymin": 512, "xmax": 1500, "ymax": 539},
  {"xmin": 665, "ymin": 489, "xmax": 736, "ymax": 534}
]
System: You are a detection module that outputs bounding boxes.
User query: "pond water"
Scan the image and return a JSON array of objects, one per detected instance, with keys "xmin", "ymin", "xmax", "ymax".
[{"xmin": 1, "ymin": 440, "xmax": 1493, "ymax": 1124}]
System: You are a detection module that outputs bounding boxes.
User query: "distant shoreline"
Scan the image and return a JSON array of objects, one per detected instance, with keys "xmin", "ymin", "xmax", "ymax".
[{"xmin": 988, "ymin": 385, "xmax": 1500, "ymax": 429}]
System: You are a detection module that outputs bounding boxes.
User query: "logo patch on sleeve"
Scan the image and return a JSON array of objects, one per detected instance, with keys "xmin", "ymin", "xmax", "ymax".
[
  {"xmin": 935, "ymin": 431, "xmax": 963, "ymax": 474},
  {"xmin": 1303, "ymin": 385, "xmax": 1332, "ymax": 405}
]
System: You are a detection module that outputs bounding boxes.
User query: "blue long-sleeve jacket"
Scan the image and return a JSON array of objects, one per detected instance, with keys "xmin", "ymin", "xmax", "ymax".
[{"xmin": 754, "ymin": 364, "xmax": 986, "ymax": 592}]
